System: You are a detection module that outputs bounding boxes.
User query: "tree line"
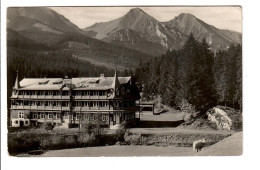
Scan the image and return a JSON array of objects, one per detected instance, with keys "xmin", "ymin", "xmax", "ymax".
[{"xmin": 135, "ymin": 33, "xmax": 242, "ymax": 113}]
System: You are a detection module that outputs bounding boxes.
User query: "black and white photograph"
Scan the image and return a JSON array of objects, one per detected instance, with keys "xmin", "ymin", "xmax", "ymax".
[{"xmin": 4, "ymin": 6, "xmax": 243, "ymax": 157}]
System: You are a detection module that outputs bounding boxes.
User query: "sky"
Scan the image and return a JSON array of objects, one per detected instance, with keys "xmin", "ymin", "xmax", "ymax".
[{"xmin": 50, "ymin": 6, "xmax": 242, "ymax": 33}]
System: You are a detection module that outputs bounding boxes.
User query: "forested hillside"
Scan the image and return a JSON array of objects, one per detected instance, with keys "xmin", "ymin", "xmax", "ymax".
[{"xmin": 135, "ymin": 33, "xmax": 242, "ymax": 113}]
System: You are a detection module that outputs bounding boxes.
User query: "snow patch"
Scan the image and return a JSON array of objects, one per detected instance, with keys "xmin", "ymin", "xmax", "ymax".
[
  {"xmin": 156, "ymin": 24, "xmax": 168, "ymax": 48},
  {"xmin": 208, "ymin": 35, "xmax": 213, "ymax": 45}
]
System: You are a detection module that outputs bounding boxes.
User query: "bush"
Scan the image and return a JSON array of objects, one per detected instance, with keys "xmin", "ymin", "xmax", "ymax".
[
  {"xmin": 84, "ymin": 120, "xmax": 106, "ymax": 136},
  {"xmin": 124, "ymin": 133, "xmax": 142, "ymax": 145},
  {"xmin": 8, "ymin": 131, "xmax": 40, "ymax": 155},
  {"xmin": 178, "ymin": 99, "xmax": 197, "ymax": 114},
  {"xmin": 115, "ymin": 128, "xmax": 126, "ymax": 142},
  {"xmin": 184, "ymin": 113, "xmax": 192, "ymax": 122},
  {"xmin": 41, "ymin": 122, "xmax": 55, "ymax": 131},
  {"xmin": 115, "ymin": 122, "xmax": 129, "ymax": 142}
]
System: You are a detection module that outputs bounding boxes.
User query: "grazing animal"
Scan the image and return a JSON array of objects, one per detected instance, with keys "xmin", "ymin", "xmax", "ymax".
[{"xmin": 193, "ymin": 139, "xmax": 206, "ymax": 153}]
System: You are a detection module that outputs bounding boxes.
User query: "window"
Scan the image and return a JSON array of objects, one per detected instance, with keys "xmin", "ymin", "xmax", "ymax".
[
  {"xmin": 18, "ymin": 111, "xmax": 24, "ymax": 119},
  {"xmin": 48, "ymin": 113, "xmax": 53, "ymax": 119},
  {"xmin": 41, "ymin": 113, "xmax": 45, "ymax": 119},
  {"xmin": 83, "ymin": 101, "xmax": 89, "ymax": 107},
  {"xmin": 76, "ymin": 101, "xmax": 81, "ymax": 107},
  {"xmin": 93, "ymin": 114, "xmax": 97, "ymax": 120},
  {"xmin": 76, "ymin": 113, "xmax": 81, "ymax": 120},
  {"xmin": 83, "ymin": 91, "xmax": 89, "ymax": 96},
  {"xmin": 62, "ymin": 91, "xmax": 69, "ymax": 96},
  {"xmin": 32, "ymin": 113, "xmax": 38, "ymax": 119},
  {"xmin": 25, "ymin": 121, "xmax": 29, "ymax": 125},
  {"xmin": 99, "ymin": 91, "xmax": 105, "ymax": 96},
  {"xmin": 24, "ymin": 101, "xmax": 29, "ymax": 106},
  {"xmin": 69, "ymin": 114, "xmax": 73, "ymax": 120},
  {"xmin": 64, "ymin": 112, "xmax": 69, "ymax": 119},
  {"xmin": 102, "ymin": 114, "xmax": 109, "ymax": 121},
  {"xmin": 57, "ymin": 113, "xmax": 60, "ymax": 119},
  {"xmin": 15, "ymin": 120, "xmax": 18, "ymax": 124},
  {"xmin": 38, "ymin": 113, "xmax": 41, "ymax": 119},
  {"xmin": 85, "ymin": 114, "xmax": 89, "ymax": 120},
  {"xmin": 26, "ymin": 91, "xmax": 30, "ymax": 95}
]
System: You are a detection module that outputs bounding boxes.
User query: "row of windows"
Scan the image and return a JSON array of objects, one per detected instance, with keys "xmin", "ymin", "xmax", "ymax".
[
  {"xmin": 12, "ymin": 100, "xmax": 136, "ymax": 107},
  {"xmin": 31, "ymin": 112, "xmax": 61, "ymax": 119},
  {"xmin": 12, "ymin": 120, "xmax": 29, "ymax": 125},
  {"xmin": 18, "ymin": 90, "xmax": 109, "ymax": 96},
  {"xmin": 30, "ymin": 112, "xmax": 110, "ymax": 121}
]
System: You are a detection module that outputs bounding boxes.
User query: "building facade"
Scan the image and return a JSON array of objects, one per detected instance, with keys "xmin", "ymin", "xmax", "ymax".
[{"xmin": 10, "ymin": 71, "xmax": 140, "ymax": 128}]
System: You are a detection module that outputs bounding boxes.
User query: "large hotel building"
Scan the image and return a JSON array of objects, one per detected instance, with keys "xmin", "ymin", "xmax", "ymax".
[{"xmin": 10, "ymin": 71, "xmax": 140, "ymax": 128}]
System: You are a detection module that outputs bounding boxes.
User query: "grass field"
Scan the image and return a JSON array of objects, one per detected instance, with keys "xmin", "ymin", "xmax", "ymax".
[
  {"xmin": 138, "ymin": 108, "xmax": 185, "ymax": 122},
  {"xmin": 36, "ymin": 145, "xmax": 193, "ymax": 157},
  {"xmin": 25, "ymin": 132, "xmax": 241, "ymax": 157},
  {"xmin": 196, "ymin": 132, "xmax": 243, "ymax": 156}
]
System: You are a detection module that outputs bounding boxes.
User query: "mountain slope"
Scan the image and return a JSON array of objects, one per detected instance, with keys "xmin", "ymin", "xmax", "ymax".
[
  {"xmin": 164, "ymin": 13, "xmax": 242, "ymax": 50},
  {"xmin": 7, "ymin": 7, "xmax": 153, "ymax": 69},
  {"xmin": 85, "ymin": 8, "xmax": 241, "ymax": 54},
  {"xmin": 7, "ymin": 7, "xmax": 84, "ymax": 34},
  {"xmin": 84, "ymin": 8, "xmax": 186, "ymax": 56}
]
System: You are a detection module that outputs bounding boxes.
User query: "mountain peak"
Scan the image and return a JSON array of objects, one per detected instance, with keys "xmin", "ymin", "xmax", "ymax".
[
  {"xmin": 129, "ymin": 7, "xmax": 145, "ymax": 13},
  {"xmin": 126, "ymin": 8, "xmax": 147, "ymax": 17},
  {"xmin": 177, "ymin": 13, "xmax": 197, "ymax": 21}
]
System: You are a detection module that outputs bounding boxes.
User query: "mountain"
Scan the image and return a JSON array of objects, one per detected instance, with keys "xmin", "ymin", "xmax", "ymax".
[
  {"xmin": 84, "ymin": 8, "xmax": 241, "ymax": 55},
  {"xmin": 7, "ymin": 7, "xmax": 87, "ymax": 46},
  {"xmin": 7, "ymin": 7, "xmax": 153, "ymax": 69},
  {"xmin": 84, "ymin": 8, "xmax": 187, "ymax": 56},
  {"xmin": 164, "ymin": 13, "xmax": 242, "ymax": 50}
]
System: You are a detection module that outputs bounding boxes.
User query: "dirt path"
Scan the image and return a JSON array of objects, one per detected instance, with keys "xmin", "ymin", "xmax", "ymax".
[{"xmin": 130, "ymin": 128, "xmax": 235, "ymax": 135}]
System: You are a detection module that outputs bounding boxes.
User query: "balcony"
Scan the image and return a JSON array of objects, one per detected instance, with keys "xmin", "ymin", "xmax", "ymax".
[
  {"xmin": 53, "ymin": 96, "xmax": 62, "ymax": 99},
  {"xmin": 75, "ymin": 96, "xmax": 108, "ymax": 100},
  {"xmin": 16, "ymin": 95, "xmax": 70, "ymax": 100},
  {"xmin": 11, "ymin": 105, "xmax": 69, "ymax": 111}
]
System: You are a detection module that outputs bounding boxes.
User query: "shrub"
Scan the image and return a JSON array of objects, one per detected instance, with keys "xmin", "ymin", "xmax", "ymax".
[
  {"xmin": 184, "ymin": 113, "xmax": 192, "ymax": 122},
  {"xmin": 124, "ymin": 133, "xmax": 142, "ymax": 145},
  {"xmin": 8, "ymin": 131, "xmax": 40, "ymax": 155},
  {"xmin": 41, "ymin": 122, "xmax": 55, "ymax": 131},
  {"xmin": 115, "ymin": 128, "xmax": 126, "ymax": 142},
  {"xmin": 115, "ymin": 122, "xmax": 129, "ymax": 142},
  {"xmin": 178, "ymin": 99, "xmax": 197, "ymax": 114},
  {"xmin": 84, "ymin": 120, "xmax": 106, "ymax": 136}
]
